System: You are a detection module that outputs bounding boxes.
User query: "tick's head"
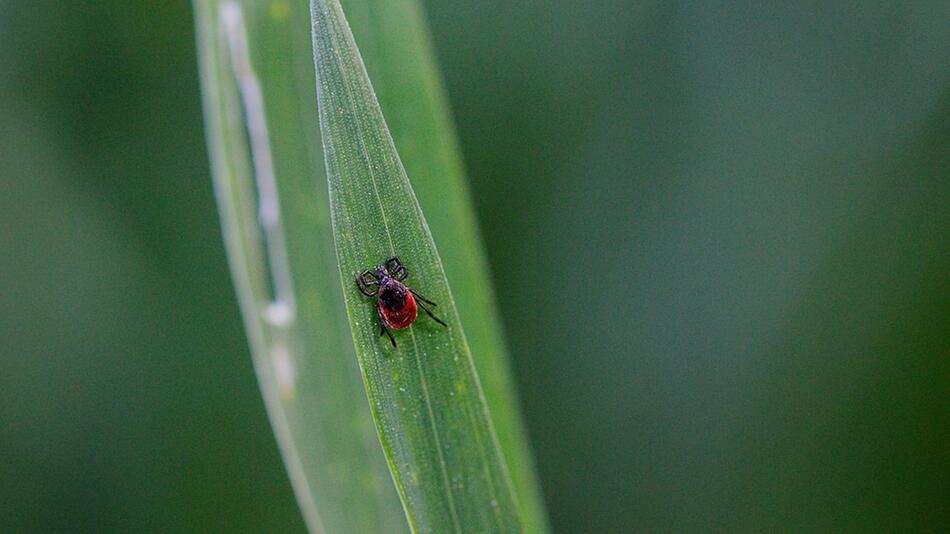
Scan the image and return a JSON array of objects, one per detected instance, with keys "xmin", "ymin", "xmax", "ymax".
[
  {"xmin": 370, "ymin": 264, "xmax": 393, "ymax": 286},
  {"xmin": 378, "ymin": 281, "xmax": 408, "ymax": 310}
]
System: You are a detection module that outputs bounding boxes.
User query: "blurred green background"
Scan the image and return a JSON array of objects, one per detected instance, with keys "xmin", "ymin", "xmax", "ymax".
[{"xmin": 2, "ymin": 1, "xmax": 947, "ymax": 532}]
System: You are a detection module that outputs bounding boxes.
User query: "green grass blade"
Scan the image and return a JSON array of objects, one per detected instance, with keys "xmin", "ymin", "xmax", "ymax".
[
  {"xmin": 340, "ymin": 2, "xmax": 549, "ymax": 530},
  {"xmin": 310, "ymin": 0, "xmax": 523, "ymax": 531},
  {"xmin": 193, "ymin": 1, "xmax": 406, "ymax": 532}
]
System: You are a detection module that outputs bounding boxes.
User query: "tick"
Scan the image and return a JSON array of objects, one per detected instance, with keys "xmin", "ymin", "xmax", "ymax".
[{"xmin": 355, "ymin": 256, "xmax": 447, "ymax": 347}]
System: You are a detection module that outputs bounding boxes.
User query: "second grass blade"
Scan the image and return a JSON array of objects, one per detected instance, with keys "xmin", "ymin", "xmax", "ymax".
[
  {"xmin": 194, "ymin": 1, "xmax": 406, "ymax": 531},
  {"xmin": 310, "ymin": 0, "xmax": 522, "ymax": 531}
]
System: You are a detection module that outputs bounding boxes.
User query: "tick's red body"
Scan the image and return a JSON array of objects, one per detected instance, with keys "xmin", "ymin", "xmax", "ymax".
[
  {"xmin": 355, "ymin": 256, "xmax": 447, "ymax": 347},
  {"xmin": 377, "ymin": 280, "xmax": 418, "ymax": 329}
]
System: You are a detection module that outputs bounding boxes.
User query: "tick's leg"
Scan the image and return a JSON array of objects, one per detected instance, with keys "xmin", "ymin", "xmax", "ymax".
[
  {"xmin": 356, "ymin": 278, "xmax": 378, "ymax": 297},
  {"xmin": 378, "ymin": 308, "xmax": 396, "ymax": 347},
  {"xmin": 359, "ymin": 270, "xmax": 381, "ymax": 285},
  {"xmin": 386, "ymin": 257, "xmax": 408, "ymax": 280},
  {"xmin": 408, "ymin": 288, "xmax": 437, "ymax": 306},
  {"xmin": 356, "ymin": 270, "xmax": 379, "ymax": 296},
  {"xmin": 417, "ymin": 300, "xmax": 447, "ymax": 327},
  {"xmin": 394, "ymin": 265, "xmax": 408, "ymax": 281},
  {"xmin": 380, "ymin": 323, "xmax": 396, "ymax": 347},
  {"xmin": 385, "ymin": 256, "xmax": 402, "ymax": 272}
]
